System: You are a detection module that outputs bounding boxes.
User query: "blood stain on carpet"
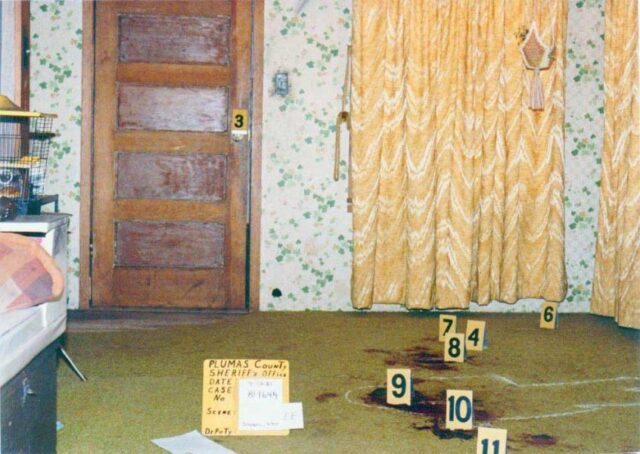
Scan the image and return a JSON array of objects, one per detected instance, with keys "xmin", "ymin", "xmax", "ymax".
[
  {"xmin": 362, "ymin": 348, "xmax": 393, "ymax": 354},
  {"xmin": 363, "ymin": 387, "xmax": 495, "ymax": 440},
  {"xmin": 365, "ymin": 344, "xmax": 473, "ymax": 371},
  {"xmin": 315, "ymin": 392, "xmax": 339, "ymax": 402},
  {"xmin": 522, "ymin": 433, "xmax": 557, "ymax": 447}
]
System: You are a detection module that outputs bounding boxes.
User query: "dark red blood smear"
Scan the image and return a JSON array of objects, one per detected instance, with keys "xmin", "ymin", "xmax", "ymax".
[
  {"xmin": 523, "ymin": 433, "xmax": 557, "ymax": 446},
  {"xmin": 365, "ymin": 344, "xmax": 470, "ymax": 371},
  {"xmin": 363, "ymin": 387, "xmax": 494, "ymax": 440},
  {"xmin": 363, "ymin": 348, "xmax": 393, "ymax": 354},
  {"xmin": 430, "ymin": 419, "xmax": 474, "ymax": 440},
  {"xmin": 315, "ymin": 392, "xmax": 339, "ymax": 402}
]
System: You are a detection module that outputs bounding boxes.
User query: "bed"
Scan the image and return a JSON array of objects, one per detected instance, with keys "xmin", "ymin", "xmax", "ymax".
[
  {"xmin": 0, "ymin": 300, "xmax": 66, "ymax": 390},
  {"xmin": 0, "ymin": 214, "xmax": 69, "ymax": 453}
]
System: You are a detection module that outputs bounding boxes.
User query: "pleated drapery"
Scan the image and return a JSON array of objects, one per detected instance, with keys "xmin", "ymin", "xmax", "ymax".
[
  {"xmin": 351, "ymin": 0, "xmax": 568, "ymax": 309},
  {"xmin": 592, "ymin": 0, "xmax": 640, "ymax": 328}
]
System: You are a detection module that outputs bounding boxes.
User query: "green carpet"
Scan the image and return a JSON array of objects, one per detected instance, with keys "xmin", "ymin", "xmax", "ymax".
[{"xmin": 57, "ymin": 313, "xmax": 640, "ymax": 453}]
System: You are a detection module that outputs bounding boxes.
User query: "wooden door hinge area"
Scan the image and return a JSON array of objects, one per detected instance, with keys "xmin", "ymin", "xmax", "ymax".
[{"xmin": 88, "ymin": 233, "xmax": 94, "ymax": 277}]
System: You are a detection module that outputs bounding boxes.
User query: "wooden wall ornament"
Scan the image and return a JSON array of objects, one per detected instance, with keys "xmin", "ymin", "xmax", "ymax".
[
  {"xmin": 519, "ymin": 0, "xmax": 555, "ymax": 110},
  {"xmin": 334, "ymin": 44, "xmax": 352, "ymax": 212}
]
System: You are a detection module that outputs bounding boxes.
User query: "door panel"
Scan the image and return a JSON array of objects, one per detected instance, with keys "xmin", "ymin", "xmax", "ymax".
[
  {"xmin": 115, "ymin": 152, "xmax": 227, "ymax": 201},
  {"xmin": 93, "ymin": 0, "xmax": 250, "ymax": 310},
  {"xmin": 114, "ymin": 221, "xmax": 225, "ymax": 268},
  {"xmin": 119, "ymin": 14, "xmax": 231, "ymax": 64},
  {"xmin": 117, "ymin": 84, "xmax": 229, "ymax": 132},
  {"xmin": 112, "ymin": 268, "xmax": 225, "ymax": 308}
]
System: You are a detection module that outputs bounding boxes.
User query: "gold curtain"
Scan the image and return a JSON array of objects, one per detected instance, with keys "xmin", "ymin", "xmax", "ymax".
[
  {"xmin": 592, "ymin": 0, "xmax": 639, "ymax": 328},
  {"xmin": 351, "ymin": 0, "xmax": 568, "ymax": 309}
]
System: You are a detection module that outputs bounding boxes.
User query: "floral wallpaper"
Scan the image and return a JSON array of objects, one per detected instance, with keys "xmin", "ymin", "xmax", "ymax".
[
  {"xmin": 259, "ymin": 0, "xmax": 606, "ymax": 312},
  {"xmin": 28, "ymin": 0, "xmax": 605, "ymax": 312},
  {"xmin": 561, "ymin": 0, "xmax": 605, "ymax": 312},
  {"xmin": 30, "ymin": 0, "xmax": 82, "ymax": 308},
  {"xmin": 260, "ymin": 0, "xmax": 356, "ymax": 311}
]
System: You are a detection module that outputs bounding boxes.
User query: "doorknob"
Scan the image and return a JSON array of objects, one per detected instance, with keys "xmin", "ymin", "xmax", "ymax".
[{"xmin": 231, "ymin": 132, "xmax": 246, "ymax": 142}]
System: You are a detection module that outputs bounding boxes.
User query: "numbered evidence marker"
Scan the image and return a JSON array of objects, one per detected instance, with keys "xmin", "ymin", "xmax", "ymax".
[
  {"xmin": 386, "ymin": 369, "xmax": 412, "ymax": 405},
  {"xmin": 444, "ymin": 332, "xmax": 466, "ymax": 363},
  {"xmin": 231, "ymin": 109, "xmax": 249, "ymax": 135},
  {"xmin": 477, "ymin": 427, "xmax": 507, "ymax": 454},
  {"xmin": 439, "ymin": 314, "xmax": 457, "ymax": 342},
  {"xmin": 540, "ymin": 302, "xmax": 559, "ymax": 329},
  {"xmin": 465, "ymin": 320, "xmax": 487, "ymax": 351},
  {"xmin": 446, "ymin": 390, "xmax": 473, "ymax": 430}
]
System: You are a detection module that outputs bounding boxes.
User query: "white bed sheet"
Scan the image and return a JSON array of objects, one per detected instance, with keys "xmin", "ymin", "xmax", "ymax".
[{"xmin": 0, "ymin": 299, "xmax": 66, "ymax": 388}]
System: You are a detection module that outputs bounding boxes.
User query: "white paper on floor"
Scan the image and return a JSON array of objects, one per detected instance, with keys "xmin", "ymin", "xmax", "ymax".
[{"xmin": 152, "ymin": 430, "xmax": 236, "ymax": 454}]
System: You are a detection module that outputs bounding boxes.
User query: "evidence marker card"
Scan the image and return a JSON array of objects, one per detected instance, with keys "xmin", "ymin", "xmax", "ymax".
[
  {"xmin": 540, "ymin": 302, "xmax": 559, "ymax": 329},
  {"xmin": 231, "ymin": 108, "xmax": 249, "ymax": 135},
  {"xmin": 386, "ymin": 368, "xmax": 412, "ymax": 405},
  {"xmin": 201, "ymin": 359, "xmax": 290, "ymax": 436},
  {"xmin": 438, "ymin": 314, "xmax": 457, "ymax": 342},
  {"xmin": 446, "ymin": 390, "xmax": 473, "ymax": 430},
  {"xmin": 477, "ymin": 427, "xmax": 507, "ymax": 454},
  {"xmin": 444, "ymin": 333, "xmax": 466, "ymax": 363},
  {"xmin": 465, "ymin": 320, "xmax": 487, "ymax": 351}
]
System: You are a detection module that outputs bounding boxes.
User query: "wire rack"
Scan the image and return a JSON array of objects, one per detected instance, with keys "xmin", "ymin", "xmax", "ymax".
[{"xmin": 0, "ymin": 96, "xmax": 56, "ymax": 213}]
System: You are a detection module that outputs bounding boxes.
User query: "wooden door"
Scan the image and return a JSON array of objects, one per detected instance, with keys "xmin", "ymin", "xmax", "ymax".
[{"xmin": 92, "ymin": 1, "xmax": 250, "ymax": 310}]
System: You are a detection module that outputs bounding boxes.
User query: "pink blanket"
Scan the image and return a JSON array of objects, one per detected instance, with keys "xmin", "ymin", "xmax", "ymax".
[{"xmin": 0, "ymin": 233, "xmax": 64, "ymax": 313}]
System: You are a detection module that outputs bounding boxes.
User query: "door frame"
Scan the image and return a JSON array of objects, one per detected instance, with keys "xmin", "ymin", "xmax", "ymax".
[{"xmin": 79, "ymin": 0, "xmax": 264, "ymax": 311}]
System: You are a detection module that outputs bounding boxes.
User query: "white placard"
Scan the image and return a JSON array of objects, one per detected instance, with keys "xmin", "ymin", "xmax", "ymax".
[
  {"xmin": 238, "ymin": 379, "xmax": 284, "ymax": 431},
  {"xmin": 237, "ymin": 379, "xmax": 304, "ymax": 431}
]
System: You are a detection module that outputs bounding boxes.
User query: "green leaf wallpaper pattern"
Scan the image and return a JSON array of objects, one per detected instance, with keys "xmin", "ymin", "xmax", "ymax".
[
  {"xmin": 562, "ymin": 0, "xmax": 604, "ymax": 310},
  {"xmin": 29, "ymin": 0, "xmax": 604, "ymax": 312},
  {"xmin": 31, "ymin": 0, "xmax": 83, "ymax": 308},
  {"xmin": 261, "ymin": 0, "xmax": 360, "ymax": 311}
]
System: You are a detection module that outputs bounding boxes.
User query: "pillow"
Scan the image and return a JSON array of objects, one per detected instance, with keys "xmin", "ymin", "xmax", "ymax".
[{"xmin": 0, "ymin": 232, "xmax": 64, "ymax": 314}]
